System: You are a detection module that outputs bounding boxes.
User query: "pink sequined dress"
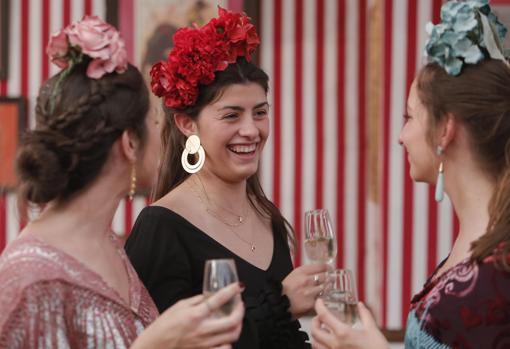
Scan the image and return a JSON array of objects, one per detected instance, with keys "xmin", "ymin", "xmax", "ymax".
[{"xmin": 0, "ymin": 234, "xmax": 159, "ymax": 348}]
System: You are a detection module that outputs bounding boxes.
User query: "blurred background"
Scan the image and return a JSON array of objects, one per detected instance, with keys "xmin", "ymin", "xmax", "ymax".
[{"xmin": 1, "ymin": 0, "xmax": 510, "ymax": 345}]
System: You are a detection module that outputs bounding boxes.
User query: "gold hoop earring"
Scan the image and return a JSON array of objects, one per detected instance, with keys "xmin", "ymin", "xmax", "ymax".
[
  {"xmin": 129, "ymin": 165, "xmax": 137, "ymax": 201},
  {"xmin": 181, "ymin": 135, "xmax": 205, "ymax": 174}
]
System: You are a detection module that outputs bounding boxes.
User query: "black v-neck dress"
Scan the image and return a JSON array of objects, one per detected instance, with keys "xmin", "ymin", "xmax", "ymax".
[{"xmin": 125, "ymin": 206, "xmax": 310, "ymax": 349}]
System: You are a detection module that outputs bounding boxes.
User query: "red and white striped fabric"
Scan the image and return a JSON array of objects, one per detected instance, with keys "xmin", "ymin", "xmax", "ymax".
[
  {"xmin": 2, "ymin": 0, "xmax": 510, "ymax": 331},
  {"xmin": 257, "ymin": 0, "xmax": 460, "ymax": 330}
]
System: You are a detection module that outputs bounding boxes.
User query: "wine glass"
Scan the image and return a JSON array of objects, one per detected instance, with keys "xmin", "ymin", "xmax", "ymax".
[
  {"xmin": 304, "ymin": 209, "xmax": 337, "ymax": 264},
  {"xmin": 203, "ymin": 259, "xmax": 240, "ymax": 317},
  {"xmin": 321, "ymin": 269, "xmax": 360, "ymax": 326}
]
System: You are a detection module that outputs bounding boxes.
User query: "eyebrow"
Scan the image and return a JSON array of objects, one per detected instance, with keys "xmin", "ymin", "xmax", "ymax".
[{"xmin": 218, "ymin": 102, "xmax": 269, "ymax": 111}]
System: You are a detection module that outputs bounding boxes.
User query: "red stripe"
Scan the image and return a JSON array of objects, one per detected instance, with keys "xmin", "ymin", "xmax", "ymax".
[
  {"xmin": 19, "ymin": 0, "xmax": 29, "ymax": 230},
  {"xmin": 426, "ymin": 0, "xmax": 442, "ymax": 278},
  {"xmin": 0, "ymin": 81, "xmax": 6, "ymax": 96},
  {"xmin": 402, "ymin": 0, "xmax": 418, "ymax": 325},
  {"xmin": 432, "ymin": 0, "xmax": 441, "ymax": 23},
  {"xmin": 314, "ymin": 0, "xmax": 324, "ymax": 209},
  {"xmin": 452, "ymin": 210, "xmax": 459, "ymax": 244},
  {"xmin": 272, "ymin": 0, "xmax": 282, "ymax": 207},
  {"xmin": 84, "ymin": 0, "xmax": 92, "ymax": 15},
  {"xmin": 427, "ymin": 189, "xmax": 438, "ymax": 275},
  {"xmin": 63, "ymin": 0, "xmax": 71, "ymax": 26},
  {"xmin": 42, "ymin": 0, "xmax": 50, "ymax": 82},
  {"xmin": 293, "ymin": 0, "xmax": 303, "ymax": 267},
  {"xmin": 0, "ymin": 194, "xmax": 6, "ymax": 252},
  {"xmin": 119, "ymin": 0, "xmax": 135, "ymax": 62},
  {"xmin": 124, "ymin": 199, "xmax": 133, "ymax": 237},
  {"xmin": 381, "ymin": 0, "xmax": 393, "ymax": 327},
  {"xmin": 356, "ymin": 0, "xmax": 367, "ymax": 302},
  {"xmin": 336, "ymin": 0, "xmax": 346, "ymax": 269}
]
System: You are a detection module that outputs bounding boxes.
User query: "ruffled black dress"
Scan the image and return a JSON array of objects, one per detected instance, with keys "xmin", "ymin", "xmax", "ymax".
[{"xmin": 125, "ymin": 206, "xmax": 310, "ymax": 349}]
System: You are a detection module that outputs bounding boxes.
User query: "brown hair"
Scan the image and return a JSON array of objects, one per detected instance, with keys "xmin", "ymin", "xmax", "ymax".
[
  {"xmin": 416, "ymin": 59, "xmax": 510, "ymax": 268},
  {"xmin": 16, "ymin": 61, "xmax": 149, "ymax": 206},
  {"xmin": 154, "ymin": 57, "xmax": 295, "ymax": 247}
]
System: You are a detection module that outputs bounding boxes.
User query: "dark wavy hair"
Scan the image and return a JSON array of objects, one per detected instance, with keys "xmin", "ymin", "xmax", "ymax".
[{"xmin": 16, "ymin": 61, "xmax": 149, "ymax": 206}]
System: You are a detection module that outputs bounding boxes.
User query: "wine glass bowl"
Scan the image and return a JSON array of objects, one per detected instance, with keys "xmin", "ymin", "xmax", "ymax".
[
  {"xmin": 321, "ymin": 269, "xmax": 360, "ymax": 326},
  {"xmin": 304, "ymin": 209, "xmax": 337, "ymax": 264},
  {"xmin": 203, "ymin": 259, "xmax": 239, "ymax": 317}
]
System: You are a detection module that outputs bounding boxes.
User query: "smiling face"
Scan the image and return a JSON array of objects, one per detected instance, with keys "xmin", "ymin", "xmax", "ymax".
[
  {"xmin": 194, "ymin": 82, "xmax": 269, "ymax": 183},
  {"xmin": 399, "ymin": 80, "xmax": 438, "ymax": 183}
]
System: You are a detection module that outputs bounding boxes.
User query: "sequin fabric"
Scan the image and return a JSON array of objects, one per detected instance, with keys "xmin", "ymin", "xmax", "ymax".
[{"xmin": 0, "ymin": 234, "xmax": 159, "ymax": 349}]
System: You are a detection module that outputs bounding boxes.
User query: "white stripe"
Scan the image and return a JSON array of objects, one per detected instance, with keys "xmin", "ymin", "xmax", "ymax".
[
  {"xmin": 7, "ymin": 0, "xmax": 21, "ymax": 96},
  {"xmin": 71, "ymin": 0, "xmax": 84, "ymax": 22},
  {"xmin": 411, "ymin": 0, "xmax": 433, "ymax": 296},
  {"xmin": 301, "ymin": 0, "xmax": 317, "ymax": 215},
  {"xmin": 132, "ymin": 196, "xmax": 147, "ymax": 226},
  {"xmin": 112, "ymin": 200, "xmax": 125, "ymax": 236},
  {"xmin": 6, "ymin": 193, "xmax": 19, "ymax": 243},
  {"xmin": 49, "ymin": 0, "xmax": 64, "ymax": 77},
  {"xmin": 29, "ymin": 0, "xmax": 43, "ymax": 129},
  {"xmin": 279, "ymin": 0, "xmax": 295, "ymax": 228},
  {"xmin": 412, "ymin": 182, "xmax": 429, "ymax": 295},
  {"xmin": 92, "ymin": 0, "xmax": 106, "ymax": 18},
  {"xmin": 344, "ymin": 0, "xmax": 359, "ymax": 272},
  {"xmin": 259, "ymin": 0, "xmax": 274, "ymax": 201},
  {"xmin": 323, "ymin": 0, "xmax": 338, "ymax": 262},
  {"xmin": 387, "ymin": 0, "xmax": 408, "ymax": 329},
  {"xmin": 437, "ymin": 196, "xmax": 453, "ymax": 263}
]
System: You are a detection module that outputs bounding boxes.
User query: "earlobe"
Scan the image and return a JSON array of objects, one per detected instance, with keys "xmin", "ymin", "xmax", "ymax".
[
  {"xmin": 120, "ymin": 130, "xmax": 138, "ymax": 163},
  {"xmin": 174, "ymin": 113, "xmax": 197, "ymax": 137},
  {"xmin": 439, "ymin": 114, "xmax": 456, "ymax": 149}
]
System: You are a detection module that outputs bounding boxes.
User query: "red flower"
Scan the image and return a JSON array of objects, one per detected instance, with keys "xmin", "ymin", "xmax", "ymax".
[{"xmin": 150, "ymin": 7, "xmax": 260, "ymax": 109}]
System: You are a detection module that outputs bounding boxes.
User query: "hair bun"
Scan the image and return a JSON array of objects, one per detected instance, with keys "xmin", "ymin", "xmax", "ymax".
[{"xmin": 16, "ymin": 131, "xmax": 73, "ymax": 204}]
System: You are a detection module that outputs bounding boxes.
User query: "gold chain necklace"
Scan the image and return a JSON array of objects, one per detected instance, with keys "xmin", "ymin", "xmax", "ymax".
[{"xmin": 187, "ymin": 177, "xmax": 256, "ymax": 252}]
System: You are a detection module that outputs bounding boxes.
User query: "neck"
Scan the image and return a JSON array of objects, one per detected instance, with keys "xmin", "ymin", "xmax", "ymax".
[
  {"xmin": 192, "ymin": 171, "xmax": 248, "ymax": 212},
  {"xmin": 444, "ymin": 161, "xmax": 495, "ymax": 254},
  {"xmin": 33, "ymin": 166, "xmax": 128, "ymax": 242}
]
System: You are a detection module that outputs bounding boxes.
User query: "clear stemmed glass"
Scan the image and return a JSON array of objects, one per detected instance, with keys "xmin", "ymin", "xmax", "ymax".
[
  {"xmin": 202, "ymin": 258, "xmax": 240, "ymax": 316},
  {"xmin": 304, "ymin": 209, "xmax": 337, "ymax": 264},
  {"xmin": 321, "ymin": 268, "xmax": 360, "ymax": 326}
]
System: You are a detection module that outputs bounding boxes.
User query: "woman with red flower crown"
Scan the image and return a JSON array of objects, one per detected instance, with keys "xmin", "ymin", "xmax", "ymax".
[
  {"xmin": 125, "ymin": 7, "xmax": 326, "ymax": 349},
  {"xmin": 0, "ymin": 16, "xmax": 244, "ymax": 349}
]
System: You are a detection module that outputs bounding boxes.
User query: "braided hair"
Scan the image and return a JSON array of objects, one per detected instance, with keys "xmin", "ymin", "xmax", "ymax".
[{"xmin": 16, "ymin": 60, "xmax": 149, "ymax": 205}]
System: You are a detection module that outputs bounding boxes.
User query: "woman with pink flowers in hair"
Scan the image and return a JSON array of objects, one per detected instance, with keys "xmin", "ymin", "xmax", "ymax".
[
  {"xmin": 125, "ymin": 7, "xmax": 326, "ymax": 349},
  {"xmin": 0, "ymin": 16, "xmax": 243, "ymax": 348}
]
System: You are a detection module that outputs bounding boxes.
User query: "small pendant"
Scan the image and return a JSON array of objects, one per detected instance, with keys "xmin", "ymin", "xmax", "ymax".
[
  {"xmin": 251, "ymin": 244, "xmax": 256, "ymax": 252},
  {"xmin": 239, "ymin": 216, "xmax": 243, "ymax": 223}
]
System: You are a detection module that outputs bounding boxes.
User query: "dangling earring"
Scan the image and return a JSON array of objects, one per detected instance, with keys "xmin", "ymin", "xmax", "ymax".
[
  {"xmin": 128, "ymin": 165, "xmax": 137, "ymax": 201},
  {"xmin": 181, "ymin": 134, "xmax": 205, "ymax": 174},
  {"xmin": 435, "ymin": 146, "xmax": 444, "ymax": 202}
]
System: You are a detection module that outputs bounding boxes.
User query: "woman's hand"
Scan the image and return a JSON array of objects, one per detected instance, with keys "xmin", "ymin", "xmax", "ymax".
[
  {"xmin": 132, "ymin": 283, "xmax": 244, "ymax": 349},
  {"xmin": 282, "ymin": 263, "xmax": 328, "ymax": 317},
  {"xmin": 311, "ymin": 298, "xmax": 389, "ymax": 349}
]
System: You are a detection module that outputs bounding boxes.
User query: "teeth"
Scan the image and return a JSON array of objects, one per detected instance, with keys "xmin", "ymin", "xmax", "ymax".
[{"xmin": 229, "ymin": 144, "xmax": 256, "ymax": 153}]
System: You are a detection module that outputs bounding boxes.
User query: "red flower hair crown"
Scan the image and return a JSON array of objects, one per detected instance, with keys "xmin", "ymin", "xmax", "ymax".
[{"xmin": 150, "ymin": 7, "xmax": 260, "ymax": 109}]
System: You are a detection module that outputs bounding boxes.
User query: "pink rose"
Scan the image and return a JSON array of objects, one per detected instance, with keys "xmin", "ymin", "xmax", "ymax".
[{"xmin": 46, "ymin": 30, "xmax": 69, "ymax": 69}]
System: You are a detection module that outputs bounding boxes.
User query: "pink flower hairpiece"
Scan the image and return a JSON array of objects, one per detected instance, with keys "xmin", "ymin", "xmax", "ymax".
[
  {"xmin": 47, "ymin": 15, "xmax": 128, "ymax": 79},
  {"xmin": 150, "ymin": 7, "xmax": 260, "ymax": 109}
]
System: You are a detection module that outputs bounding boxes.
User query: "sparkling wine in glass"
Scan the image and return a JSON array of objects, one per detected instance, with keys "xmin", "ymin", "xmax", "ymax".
[
  {"xmin": 203, "ymin": 259, "xmax": 239, "ymax": 317},
  {"xmin": 304, "ymin": 209, "xmax": 337, "ymax": 264},
  {"xmin": 322, "ymin": 269, "xmax": 360, "ymax": 326}
]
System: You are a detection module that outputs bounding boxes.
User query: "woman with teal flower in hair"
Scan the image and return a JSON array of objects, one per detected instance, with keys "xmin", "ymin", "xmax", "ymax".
[{"xmin": 311, "ymin": 1, "xmax": 510, "ymax": 348}]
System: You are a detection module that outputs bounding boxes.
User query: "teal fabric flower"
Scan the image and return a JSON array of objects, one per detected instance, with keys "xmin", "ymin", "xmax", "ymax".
[{"xmin": 424, "ymin": 0, "xmax": 508, "ymax": 76}]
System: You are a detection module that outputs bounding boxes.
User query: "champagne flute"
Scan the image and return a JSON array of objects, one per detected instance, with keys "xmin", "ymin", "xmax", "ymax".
[
  {"xmin": 203, "ymin": 259, "xmax": 239, "ymax": 317},
  {"xmin": 321, "ymin": 269, "xmax": 360, "ymax": 326},
  {"xmin": 304, "ymin": 209, "xmax": 337, "ymax": 264}
]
